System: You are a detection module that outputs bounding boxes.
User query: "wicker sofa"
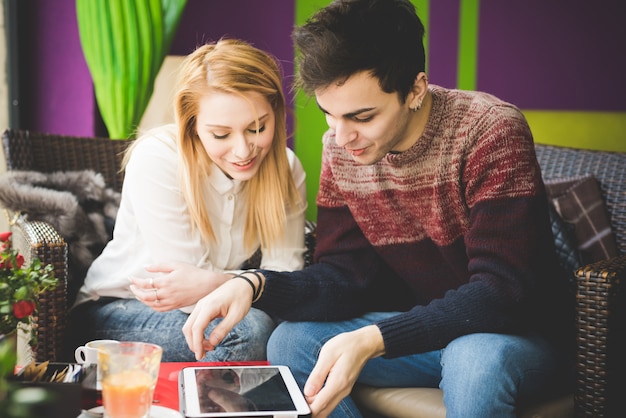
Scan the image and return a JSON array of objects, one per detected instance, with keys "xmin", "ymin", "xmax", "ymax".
[{"xmin": 2, "ymin": 128, "xmax": 625, "ymax": 417}]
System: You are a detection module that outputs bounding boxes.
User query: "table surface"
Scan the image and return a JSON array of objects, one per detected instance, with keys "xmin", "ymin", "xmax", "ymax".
[{"xmin": 153, "ymin": 361, "xmax": 269, "ymax": 411}]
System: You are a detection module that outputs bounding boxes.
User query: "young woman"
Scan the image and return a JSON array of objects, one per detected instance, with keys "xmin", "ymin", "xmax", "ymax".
[{"xmin": 66, "ymin": 38, "xmax": 307, "ymax": 362}]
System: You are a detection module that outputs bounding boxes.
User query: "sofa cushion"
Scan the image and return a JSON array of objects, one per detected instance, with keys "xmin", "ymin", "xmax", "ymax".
[
  {"xmin": 544, "ymin": 174, "xmax": 619, "ymax": 265},
  {"xmin": 548, "ymin": 204, "xmax": 583, "ymax": 291},
  {"xmin": 352, "ymin": 385, "xmax": 445, "ymax": 418},
  {"xmin": 352, "ymin": 385, "xmax": 574, "ymax": 418}
]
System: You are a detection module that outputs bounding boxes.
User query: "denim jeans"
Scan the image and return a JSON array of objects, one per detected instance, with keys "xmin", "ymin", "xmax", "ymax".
[
  {"xmin": 267, "ymin": 312, "xmax": 570, "ymax": 418},
  {"xmin": 66, "ymin": 298, "xmax": 276, "ymax": 362}
]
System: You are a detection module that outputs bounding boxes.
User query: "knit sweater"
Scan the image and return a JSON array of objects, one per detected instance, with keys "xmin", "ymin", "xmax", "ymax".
[{"xmin": 258, "ymin": 85, "xmax": 572, "ymax": 359}]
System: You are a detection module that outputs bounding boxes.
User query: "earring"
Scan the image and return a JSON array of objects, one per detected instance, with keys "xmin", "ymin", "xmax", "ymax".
[{"xmin": 411, "ymin": 98, "xmax": 423, "ymax": 112}]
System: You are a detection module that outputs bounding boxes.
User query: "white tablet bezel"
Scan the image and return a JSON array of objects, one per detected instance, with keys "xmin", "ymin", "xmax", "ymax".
[{"xmin": 179, "ymin": 365, "xmax": 311, "ymax": 418}]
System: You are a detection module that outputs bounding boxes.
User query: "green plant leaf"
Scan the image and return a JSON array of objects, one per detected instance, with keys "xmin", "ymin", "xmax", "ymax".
[
  {"xmin": 13, "ymin": 286, "xmax": 28, "ymax": 301},
  {"xmin": 76, "ymin": 0, "xmax": 188, "ymax": 139}
]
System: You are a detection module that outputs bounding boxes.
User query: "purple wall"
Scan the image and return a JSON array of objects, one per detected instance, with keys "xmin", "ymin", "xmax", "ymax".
[
  {"xmin": 11, "ymin": 0, "xmax": 626, "ymax": 137},
  {"xmin": 15, "ymin": 0, "xmax": 295, "ymax": 137},
  {"xmin": 477, "ymin": 0, "xmax": 625, "ymax": 111},
  {"xmin": 428, "ymin": 0, "xmax": 460, "ymax": 89},
  {"xmin": 17, "ymin": 0, "xmax": 95, "ymax": 136},
  {"xmin": 169, "ymin": 0, "xmax": 296, "ymax": 137},
  {"xmin": 429, "ymin": 0, "xmax": 626, "ymax": 111}
]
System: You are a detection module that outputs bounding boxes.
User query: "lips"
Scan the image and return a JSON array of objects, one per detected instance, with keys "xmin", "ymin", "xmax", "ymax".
[
  {"xmin": 347, "ymin": 148, "xmax": 365, "ymax": 157},
  {"xmin": 233, "ymin": 158, "xmax": 253, "ymax": 166},
  {"xmin": 229, "ymin": 156, "xmax": 256, "ymax": 169}
]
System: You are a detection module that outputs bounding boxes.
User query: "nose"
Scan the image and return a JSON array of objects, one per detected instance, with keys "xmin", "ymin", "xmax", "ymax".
[
  {"xmin": 333, "ymin": 120, "xmax": 356, "ymax": 148},
  {"xmin": 231, "ymin": 135, "xmax": 254, "ymax": 159}
]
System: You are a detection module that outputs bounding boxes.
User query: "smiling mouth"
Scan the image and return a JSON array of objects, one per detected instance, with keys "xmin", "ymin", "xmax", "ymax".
[
  {"xmin": 229, "ymin": 156, "xmax": 256, "ymax": 168},
  {"xmin": 347, "ymin": 148, "xmax": 365, "ymax": 157},
  {"xmin": 233, "ymin": 159, "xmax": 253, "ymax": 166}
]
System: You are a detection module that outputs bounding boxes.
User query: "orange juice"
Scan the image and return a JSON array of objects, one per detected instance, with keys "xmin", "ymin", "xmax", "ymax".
[{"xmin": 101, "ymin": 369, "xmax": 155, "ymax": 418}]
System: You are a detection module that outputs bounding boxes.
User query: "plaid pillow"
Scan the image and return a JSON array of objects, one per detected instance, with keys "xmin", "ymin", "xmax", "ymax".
[
  {"xmin": 548, "ymin": 203, "xmax": 583, "ymax": 291},
  {"xmin": 544, "ymin": 175, "xmax": 619, "ymax": 265}
]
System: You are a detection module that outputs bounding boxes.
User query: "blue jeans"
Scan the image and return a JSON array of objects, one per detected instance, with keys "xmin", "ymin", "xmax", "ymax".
[
  {"xmin": 66, "ymin": 298, "xmax": 276, "ymax": 362},
  {"xmin": 267, "ymin": 312, "xmax": 570, "ymax": 418}
]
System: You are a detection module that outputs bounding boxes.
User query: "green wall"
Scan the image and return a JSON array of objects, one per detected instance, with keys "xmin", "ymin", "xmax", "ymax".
[{"xmin": 293, "ymin": 0, "xmax": 331, "ymax": 221}]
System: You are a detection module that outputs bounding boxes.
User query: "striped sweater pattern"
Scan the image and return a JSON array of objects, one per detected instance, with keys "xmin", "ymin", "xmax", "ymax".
[{"xmin": 260, "ymin": 86, "xmax": 571, "ymax": 358}]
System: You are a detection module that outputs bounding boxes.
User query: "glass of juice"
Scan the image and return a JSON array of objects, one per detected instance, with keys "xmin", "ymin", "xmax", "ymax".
[{"xmin": 98, "ymin": 341, "xmax": 163, "ymax": 418}]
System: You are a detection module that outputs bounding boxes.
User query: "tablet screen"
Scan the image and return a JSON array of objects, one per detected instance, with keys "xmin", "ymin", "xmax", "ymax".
[{"xmin": 180, "ymin": 365, "xmax": 311, "ymax": 417}]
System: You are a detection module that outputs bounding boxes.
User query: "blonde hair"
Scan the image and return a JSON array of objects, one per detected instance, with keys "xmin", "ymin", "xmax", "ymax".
[{"xmin": 125, "ymin": 38, "xmax": 302, "ymax": 251}]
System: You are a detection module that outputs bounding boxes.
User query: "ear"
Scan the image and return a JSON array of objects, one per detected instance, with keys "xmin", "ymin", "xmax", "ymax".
[{"xmin": 408, "ymin": 72, "xmax": 429, "ymax": 111}]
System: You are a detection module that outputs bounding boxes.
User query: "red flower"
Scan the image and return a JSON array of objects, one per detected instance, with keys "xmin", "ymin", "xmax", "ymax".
[
  {"xmin": 0, "ymin": 251, "xmax": 23, "ymax": 269},
  {"xmin": 16, "ymin": 253, "xmax": 24, "ymax": 269},
  {"xmin": 1, "ymin": 232, "xmax": 13, "ymax": 269},
  {"xmin": 13, "ymin": 300, "xmax": 36, "ymax": 319}
]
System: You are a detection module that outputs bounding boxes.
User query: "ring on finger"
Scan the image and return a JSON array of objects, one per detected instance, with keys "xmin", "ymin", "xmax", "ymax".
[
  {"xmin": 149, "ymin": 278, "xmax": 154, "ymax": 288},
  {"xmin": 153, "ymin": 288, "xmax": 159, "ymax": 304}
]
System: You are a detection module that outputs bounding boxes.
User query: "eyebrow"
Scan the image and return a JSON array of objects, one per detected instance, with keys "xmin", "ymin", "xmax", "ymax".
[{"xmin": 316, "ymin": 101, "xmax": 376, "ymax": 119}]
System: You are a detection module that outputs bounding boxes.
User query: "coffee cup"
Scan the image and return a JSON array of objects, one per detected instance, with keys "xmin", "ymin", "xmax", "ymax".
[
  {"xmin": 75, "ymin": 339, "xmax": 119, "ymax": 387},
  {"xmin": 75, "ymin": 339, "xmax": 120, "ymax": 366}
]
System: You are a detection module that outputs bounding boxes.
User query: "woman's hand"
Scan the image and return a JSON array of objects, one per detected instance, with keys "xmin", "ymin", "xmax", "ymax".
[
  {"xmin": 129, "ymin": 261, "xmax": 230, "ymax": 311},
  {"xmin": 304, "ymin": 325, "xmax": 385, "ymax": 418},
  {"xmin": 183, "ymin": 277, "xmax": 256, "ymax": 360}
]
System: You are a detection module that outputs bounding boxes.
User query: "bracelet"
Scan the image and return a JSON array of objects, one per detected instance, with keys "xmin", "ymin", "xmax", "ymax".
[
  {"xmin": 232, "ymin": 274, "xmax": 258, "ymax": 302},
  {"xmin": 232, "ymin": 271, "xmax": 265, "ymax": 303},
  {"xmin": 246, "ymin": 271, "xmax": 265, "ymax": 302}
]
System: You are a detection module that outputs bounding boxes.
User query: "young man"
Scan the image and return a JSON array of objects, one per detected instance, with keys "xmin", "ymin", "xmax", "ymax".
[{"xmin": 184, "ymin": 1, "xmax": 573, "ymax": 416}]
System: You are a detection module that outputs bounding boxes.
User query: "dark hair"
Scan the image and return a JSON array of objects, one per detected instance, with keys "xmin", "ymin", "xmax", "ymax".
[{"xmin": 292, "ymin": 0, "xmax": 425, "ymax": 102}]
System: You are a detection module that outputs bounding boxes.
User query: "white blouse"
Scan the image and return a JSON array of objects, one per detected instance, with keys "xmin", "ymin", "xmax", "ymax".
[{"xmin": 73, "ymin": 124, "xmax": 307, "ymax": 312}]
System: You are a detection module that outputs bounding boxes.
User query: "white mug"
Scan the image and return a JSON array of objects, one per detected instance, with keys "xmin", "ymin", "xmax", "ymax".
[
  {"xmin": 75, "ymin": 339, "xmax": 119, "ymax": 366},
  {"xmin": 75, "ymin": 339, "xmax": 119, "ymax": 386}
]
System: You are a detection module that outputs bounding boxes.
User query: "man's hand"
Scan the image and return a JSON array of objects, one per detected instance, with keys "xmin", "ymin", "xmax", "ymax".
[
  {"xmin": 182, "ymin": 278, "xmax": 255, "ymax": 360},
  {"xmin": 304, "ymin": 325, "xmax": 385, "ymax": 418}
]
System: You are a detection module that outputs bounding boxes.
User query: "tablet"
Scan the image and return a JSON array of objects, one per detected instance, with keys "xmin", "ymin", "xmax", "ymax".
[{"xmin": 179, "ymin": 365, "xmax": 311, "ymax": 418}]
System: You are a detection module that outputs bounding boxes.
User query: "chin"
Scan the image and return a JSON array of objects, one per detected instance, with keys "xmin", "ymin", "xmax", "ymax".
[
  {"xmin": 354, "ymin": 153, "xmax": 382, "ymax": 166},
  {"xmin": 228, "ymin": 170, "xmax": 257, "ymax": 181}
]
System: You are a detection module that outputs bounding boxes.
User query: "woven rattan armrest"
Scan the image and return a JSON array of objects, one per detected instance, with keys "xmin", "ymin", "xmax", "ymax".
[
  {"xmin": 6, "ymin": 210, "xmax": 68, "ymax": 362},
  {"xmin": 574, "ymin": 254, "xmax": 626, "ymax": 416},
  {"xmin": 1, "ymin": 128, "xmax": 133, "ymax": 363}
]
